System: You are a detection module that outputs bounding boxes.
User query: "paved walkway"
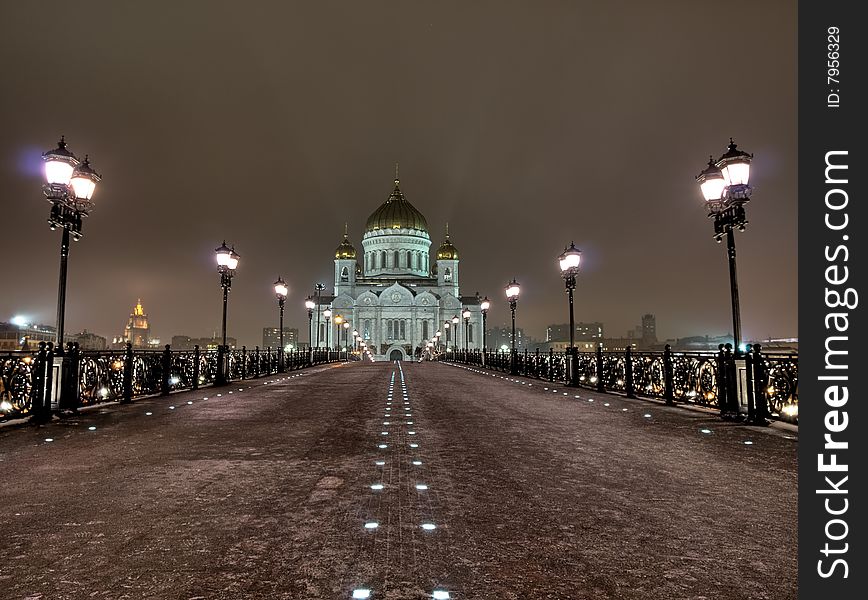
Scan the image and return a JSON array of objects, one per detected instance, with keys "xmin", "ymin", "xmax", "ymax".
[{"xmin": 0, "ymin": 361, "xmax": 797, "ymax": 600}]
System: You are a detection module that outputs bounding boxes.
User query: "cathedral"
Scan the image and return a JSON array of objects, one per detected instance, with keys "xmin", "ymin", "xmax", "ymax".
[{"xmin": 321, "ymin": 173, "xmax": 483, "ymax": 361}]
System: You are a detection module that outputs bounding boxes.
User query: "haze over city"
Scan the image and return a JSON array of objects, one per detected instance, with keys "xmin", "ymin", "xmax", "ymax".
[{"xmin": 0, "ymin": 1, "xmax": 796, "ymax": 348}]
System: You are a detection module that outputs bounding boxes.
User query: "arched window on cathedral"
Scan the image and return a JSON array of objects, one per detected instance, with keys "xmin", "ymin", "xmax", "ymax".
[
  {"xmin": 422, "ymin": 320, "xmax": 429, "ymax": 340},
  {"xmin": 340, "ymin": 266, "xmax": 349, "ymax": 282},
  {"xmin": 364, "ymin": 320, "xmax": 371, "ymax": 339},
  {"xmin": 399, "ymin": 320, "xmax": 406, "ymax": 339},
  {"xmin": 444, "ymin": 267, "xmax": 452, "ymax": 282},
  {"xmin": 394, "ymin": 250, "xmax": 399, "ymax": 268},
  {"xmin": 411, "ymin": 252, "xmax": 417, "ymax": 270},
  {"xmin": 381, "ymin": 251, "xmax": 386, "ymax": 269},
  {"xmin": 468, "ymin": 324, "xmax": 473, "ymax": 343}
]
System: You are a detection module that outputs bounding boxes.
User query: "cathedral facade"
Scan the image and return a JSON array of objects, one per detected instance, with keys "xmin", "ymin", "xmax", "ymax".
[{"xmin": 322, "ymin": 174, "xmax": 482, "ymax": 361}]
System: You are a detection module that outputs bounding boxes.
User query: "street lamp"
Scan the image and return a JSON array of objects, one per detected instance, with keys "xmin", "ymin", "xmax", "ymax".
[
  {"xmin": 352, "ymin": 329, "xmax": 359, "ymax": 352},
  {"xmin": 435, "ymin": 330, "xmax": 442, "ymax": 353},
  {"xmin": 274, "ymin": 277, "xmax": 288, "ymax": 371},
  {"xmin": 695, "ymin": 139, "xmax": 753, "ymax": 357},
  {"xmin": 323, "ymin": 309, "xmax": 332, "ymax": 350},
  {"xmin": 343, "ymin": 321, "xmax": 351, "ymax": 355},
  {"xmin": 558, "ymin": 242, "xmax": 582, "ymax": 385},
  {"xmin": 42, "ymin": 137, "xmax": 102, "ymax": 354},
  {"xmin": 451, "ymin": 315, "xmax": 459, "ymax": 350},
  {"xmin": 505, "ymin": 279, "xmax": 521, "ymax": 374},
  {"xmin": 305, "ymin": 296, "xmax": 316, "ymax": 351},
  {"xmin": 443, "ymin": 321, "xmax": 451, "ymax": 351},
  {"xmin": 314, "ymin": 283, "xmax": 325, "ymax": 347},
  {"xmin": 215, "ymin": 242, "xmax": 240, "ymax": 347},
  {"xmin": 462, "ymin": 309, "xmax": 472, "ymax": 352},
  {"xmin": 480, "ymin": 296, "xmax": 491, "ymax": 353},
  {"xmin": 215, "ymin": 242, "xmax": 239, "ymax": 385}
]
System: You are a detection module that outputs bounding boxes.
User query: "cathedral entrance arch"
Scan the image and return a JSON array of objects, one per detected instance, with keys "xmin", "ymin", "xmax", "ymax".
[{"xmin": 388, "ymin": 346, "xmax": 406, "ymax": 362}]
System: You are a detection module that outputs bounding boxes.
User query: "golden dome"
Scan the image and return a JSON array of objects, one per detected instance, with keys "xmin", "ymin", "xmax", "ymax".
[
  {"xmin": 437, "ymin": 236, "xmax": 458, "ymax": 260},
  {"xmin": 436, "ymin": 225, "xmax": 458, "ymax": 260},
  {"xmin": 335, "ymin": 234, "xmax": 357, "ymax": 259},
  {"xmin": 364, "ymin": 178, "xmax": 429, "ymax": 233}
]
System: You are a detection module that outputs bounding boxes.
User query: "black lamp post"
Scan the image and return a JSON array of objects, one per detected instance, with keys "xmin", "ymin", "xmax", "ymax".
[
  {"xmin": 343, "ymin": 321, "xmax": 350, "ymax": 358},
  {"xmin": 443, "ymin": 321, "xmax": 451, "ymax": 352},
  {"xmin": 695, "ymin": 139, "xmax": 753, "ymax": 357},
  {"xmin": 305, "ymin": 296, "xmax": 315, "ymax": 352},
  {"xmin": 274, "ymin": 277, "xmax": 288, "ymax": 372},
  {"xmin": 323, "ymin": 309, "xmax": 332, "ymax": 351},
  {"xmin": 42, "ymin": 137, "xmax": 101, "ymax": 355},
  {"xmin": 215, "ymin": 242, "xmax": 239, "ymax": 384},
  {"xmin": 558, "ymin": 243, "xmax": 582, "ymax": 385},
  {"xmin": 451, "ymin": 315, "xmax": 460, "ymax": 353},
  {"xmin": 505, "ymin": 279, "xmax": 520, "ymax": 374},
  {"xmin": 314, "ymin": 283, "xmax": 325, "ymax": 348},
  {"xmin": 480, "ymin": 296, "xmax": 491, "ymax": 352},
  {"xmin": 462, "ymin": 309, "xmax": 471, "ymax": 352}
]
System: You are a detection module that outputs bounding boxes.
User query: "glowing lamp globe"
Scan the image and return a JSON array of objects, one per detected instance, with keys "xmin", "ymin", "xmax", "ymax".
[
  {"xmin": 558, "ymin": 242, "xmax": 582, "ymax": 273},
  {"xmin": 480, "ymin": 297, "xmax": 491, "ymax": 312},
  {"xmin": 716, "ymin": 139, "xmax": 752, "ymax": 186},
  {"xmin": 215, "ymin": 241, "xmax": 233, "ymax": 268},
  {"xmin": 42, "ymin": 137, "xmax": 79, "ymax": 185},
  {"xmin": 462, "ymin": 309, "xmax": 471, "ymax": 320},
  {"xmin": 305, "ymin": 297, "xmax": 316, "ymax": 310},
  {"xmin": 274, "ymin": 277, "xmax": 288, "ymax": 298},
  {"xmin": 696, "ymin": 158, "xmax": 726, "ymax": 202},
  {"xmin": 505, "ymin": 279, "xmax": 521, "ymax": 299},
  {"xmin": 70, "ymin": 156, "xmax": 101, "ymax": 200}
]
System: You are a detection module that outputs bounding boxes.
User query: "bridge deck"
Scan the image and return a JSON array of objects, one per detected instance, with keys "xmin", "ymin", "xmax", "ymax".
[{"xmin": 0, "ymin": 361, "xmax": 796, "ymax": 599}]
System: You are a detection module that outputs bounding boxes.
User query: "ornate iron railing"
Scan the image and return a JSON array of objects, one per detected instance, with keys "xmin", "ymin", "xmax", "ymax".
[
  {"xmin": 443, "ymin": 344, "xmax": 798, "ymax": 423},
  {"xmin": 1, "ymin": 343, "xmax": 350, "ymax": 423}
]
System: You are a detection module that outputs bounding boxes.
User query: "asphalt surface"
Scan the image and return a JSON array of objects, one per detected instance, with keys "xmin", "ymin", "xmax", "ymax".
[{"xmin": 0, "ymin": 361, "xmax": 797, "ymax": 600}]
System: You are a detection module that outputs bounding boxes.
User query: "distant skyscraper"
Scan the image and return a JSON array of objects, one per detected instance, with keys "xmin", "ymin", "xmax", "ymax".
[
  {"xmin": 262, "ymin": 327, "xmax": 299, "ymax": 350},
  {"xmin": 122, "ymin": 299, "xmax": 151, "ymax": 348},
  {"xmin": 641, "ymin": 314, "xmax": 657, "ymax": 344}
]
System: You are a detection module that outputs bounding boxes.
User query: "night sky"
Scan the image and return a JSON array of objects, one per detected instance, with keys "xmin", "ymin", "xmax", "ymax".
[{"xmin": 0, "ymin": 1, "xmax": 796, "ymax": 347}]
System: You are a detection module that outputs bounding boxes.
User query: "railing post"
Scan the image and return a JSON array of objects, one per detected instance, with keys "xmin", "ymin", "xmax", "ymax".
[
  {"xmin": 715, "ymin": 344, "xmax": 729, "ymax": 418},
  {"xmin": 744, "ymin": 344, "xmax": 757, "ymax": 423},
  {"xmin": 241, "ymin": 346, "xmax": 247, "ymax": 380},
  {"xmin": 255, "ymin": 346, "xmax": 261, "ymax": 377},
  {"xmin": 663, "ymin": 344, "xmax": 674, "ymax": 405},
  {"xmin": 625, "ymin": 346, "xmax": 635, "ymax": 398},
  {"xmin": 61, "ymin": 342, "xmax": 81, "ymax": 411},
  {"xmin": 161, "ymin": 344, "xmax": 171, "ymax": 396},
  {"xmin": 192, "ymin": 344, "xmax": 200, "ymax": 390},
  {"xmin": 215, "ymin": 344, "xmax": 226, "ymax": 386},
  {"xmin": 122, "ymin": 342, "xmax": 133, "ymax": 403},
  {"xmin": 548, "ymin": 348, "xmax": 555, "ymax": 382},
  {"xmin": 751, "ymin": 343, "xmax": 770, "ymax": 423},
  {"xmin": 595, "ymin": 344, "xmax": 604, "ymax": 392},
  {"xmin": 29, "ymin": 342, "xmax": 49, "ymax": 423},
  {"xmin": 723, "ymin": 343, "xmax": 739, "ymax": 419}
]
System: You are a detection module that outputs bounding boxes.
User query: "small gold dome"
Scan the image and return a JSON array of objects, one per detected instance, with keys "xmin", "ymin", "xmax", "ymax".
[
  {"xmin": 335, "ymin": 234, "xmax": 357, "ymax": 259},
  {"xmin": 437, "ymin": 231, "xmax": 459, "ymax": 260}
]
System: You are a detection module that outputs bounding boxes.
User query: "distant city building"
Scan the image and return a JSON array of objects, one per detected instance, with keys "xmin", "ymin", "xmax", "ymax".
[
  {"xmin": 114, "ymin": 299, "xmax": 153, "ymax": 348},
  {"xmin": 0, "ymin": 321, "xmax": 73, "ymax": 351},
  {"xmin": 170, "ymin": 335, "xmax": 237, "ymax": 351},
  {"xmin": 546, "ymin": 322, "xmax": 604, "ymax": 342},
  {"xmin": 73, "ymin": 330, "xmax": 107, "ymax": 351},
  {"xmin": 262, "ymin": 327, "xmax": 299, "ymax": 350},
  {"xmin": 600, "ymin": 337, "xmax": 639, "ymax": 352},
  {"xmin": 641, "ymin": 314, "xmax": 657, "ymax": 344},
  {"xmin": 485, "ymin": 326, "xmax": 525, "ymax": 351}
]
